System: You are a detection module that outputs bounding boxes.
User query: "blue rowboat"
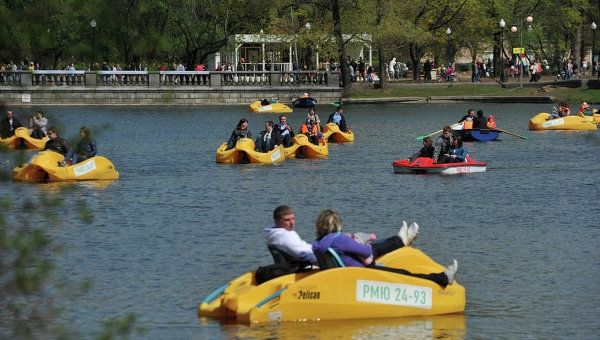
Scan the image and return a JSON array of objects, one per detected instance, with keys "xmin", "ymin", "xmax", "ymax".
[
  {"xmin": 292, "ymin": 97, "xmax": 317, "ymax": 108},
  {"xmin": 453, "ymin": 129, "xmax": 500, "ymax": 142}
]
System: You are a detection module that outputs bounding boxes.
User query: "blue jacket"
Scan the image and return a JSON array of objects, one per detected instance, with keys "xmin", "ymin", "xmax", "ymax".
[
  {"xmin": 312, "ymin": 232, "xmax": 371, "ymax": 267},
  {"xmin": 450, "ymin": 145, "xmax": 467, "ymax": 162}
]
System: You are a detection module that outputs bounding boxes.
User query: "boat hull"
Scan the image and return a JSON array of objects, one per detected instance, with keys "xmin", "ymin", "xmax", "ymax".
[
  {"xmin": 392, "ymin": 157, "xmax": 487, "ymax": 175},
  {"xmin": 248, "ymin": 101, "xmax": 293, "ymax": 113},
  {"xmin": 198, "ymin": 247, "xmax": 465, "ymax": 323},
  {"xmin": 322, "ymin": 123, "xmax": 355, "ymax": 143},
  {"xmin": 216, "ymin": 138, "xmax": 285, "ymax": 164},
  {"xmin": 528, "ymin": 113, "xmax": 598, "ymax": 131},
  {"xmin": 284, "ymin": 134, "xmax": 328, "ymax": 159},
  {"xmin": 13, "ymin": 150, "xmax": 119, "ymax": 182},
  {"xmin": 292, "ymin": 97, "xmax": 317, "ymax": 108},
  {"xmin": 452, "ymin": 129, "xmax": 500, "ymax": 142},
  {"xmin": 0, "ymin": 127, "xmax": 49, "ymax": 149}
]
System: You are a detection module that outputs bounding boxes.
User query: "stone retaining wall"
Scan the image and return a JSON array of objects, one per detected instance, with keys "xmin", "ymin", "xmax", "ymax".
[{"xmin": 0, "ymin": 86, "xmax": 344, "ymax": 106}]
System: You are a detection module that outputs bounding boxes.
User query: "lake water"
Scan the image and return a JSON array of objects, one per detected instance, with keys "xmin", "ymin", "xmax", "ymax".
[{"xmin": 1, "ymin": 103, "xmax": 599, "ymax": 339}]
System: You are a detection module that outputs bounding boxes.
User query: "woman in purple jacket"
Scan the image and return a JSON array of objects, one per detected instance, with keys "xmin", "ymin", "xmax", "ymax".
[{"xmin": 311, "ymin": 209, "xmax": 458, "ymax": 287}]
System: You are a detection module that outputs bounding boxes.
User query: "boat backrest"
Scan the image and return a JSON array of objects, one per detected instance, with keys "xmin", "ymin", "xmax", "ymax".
[
  {"xmin": 267, "ymin": 245, "xmax": 297, "ymax": 264},
  {"xmin": 315, "ymin": 247, "xmax": 345, "ymax": 270}
]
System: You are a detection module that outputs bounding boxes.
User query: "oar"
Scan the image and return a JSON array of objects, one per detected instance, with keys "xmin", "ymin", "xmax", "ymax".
[
  {"xmin": 493, "ymin": 128, "xmax": 527, "ymax": 139},
  {"xmin": 415, "ymin": 123, "xmax": 461, "ymax": 141}
]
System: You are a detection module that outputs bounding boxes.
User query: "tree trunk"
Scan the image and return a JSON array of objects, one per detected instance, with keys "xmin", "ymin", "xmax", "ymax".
[
  {"xmin": 493, "ymin": 31, "xmax": 501, "ymax": 78},
  {"xmin": 330, "ymin": 0, "xmax": 350, "ymax": 88},
  {"xmin": 375, "ymin": 0, "xmax": 384, "ymax": 89},
  {"xmin": 574, "ymin": 28, "xmax": 582, "ymax": 67},
  {"xmin": 409, "ymin": 43, "xmax": 421, "ymax": 80}
]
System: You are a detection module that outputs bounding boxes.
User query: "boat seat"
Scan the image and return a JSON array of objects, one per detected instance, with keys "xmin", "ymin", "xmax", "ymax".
[
  {"xmin": 267, "ymin": 245, "xmax": 297, "ymax": 264},
  {"xmin": 314, "ymin": 247, "xmax": 345, "ymax": 270},
  {"xmin": 267, "ymin": 245, "xmax": 315, "ymax": 271}
]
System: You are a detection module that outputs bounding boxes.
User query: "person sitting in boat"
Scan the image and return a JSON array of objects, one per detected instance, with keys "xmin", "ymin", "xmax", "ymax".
[
  {"xmin": 327, "ymin": 106, "xmax": 348, "ymax": 132},
  {"xmin": 306, "ymin": 108, "xmax": 321, "ymax": 128},
  {"xmin": 433, "ymin": 126, "xmax": 453, "ymax": 164},
  {"xmin": 255, "ymin": 121, "xmax": 282, "ymax": 153},
  {"xmin": 457, "ymin": 109, "xmax": 475, "ymax": 129},
  {"xmin": 486, "ymin": 114, "xmax": 497, "ymax": 129},
  {"xmin": 273, "ymin": 114, "xmax": 294, "ymax": 147},
  {"xmin": 264, "ymin": 205, "xmax": 317, "ymax": 266},
  {"xmin": 473, "ymin": 110, "xmax": 488, "ymax": 129},
  {"xmin": 29, "ymin": 111, "xmax": 48, "ymax": 139},
  {"xmin": 549, "ymin": 102, "xmax": 570, "ymax": 120},
  {"xmin": 62, "ymin": 127, "xmax": 97, "ymax": 166},
  {"xmin": 409, "ymin": 136, "xmax": 434, "ymax": 162},
  {"xmin": 576, "ymin": 101, "xmax": 591, "ymax": 117},
  {"xmin": 260, "ymin": 98, "xmax": 271, "ymax": 106},
  {"xmin": 311, "ymin": 209, "xmax": 458, "ymax": 288},
  {"xmin": 300, "ymin": 119, "xmax": 323, "ymax": 145},
  {"xmin": 446, "ymin": 136, "xmax": 467, "ymax": 163},
  {"xmin": 0, "ymin": 110, "xmax": 23, "ymax": 139},
  {"xmin": 226, "ymin": 118, "xmax": 252, "ymax": 150},
  {"xmin": 43, "ymin": 127, "xmax": 69, "ymax": 155},
  {"xmin": 301, "ymin": 92, "xmax": 309, "ymax": 99}
]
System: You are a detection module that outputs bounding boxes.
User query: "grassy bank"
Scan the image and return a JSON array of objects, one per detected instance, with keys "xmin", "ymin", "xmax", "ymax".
[{"xmin": 346, "ymin": 82, "xmax": 600, "ymax": 104}]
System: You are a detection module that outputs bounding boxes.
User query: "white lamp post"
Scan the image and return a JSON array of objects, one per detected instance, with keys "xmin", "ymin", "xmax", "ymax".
[
  {"xmin": 501, "ymin": 15, "xmax": 533, "ymax": 87},
  {"xmin": 592, "ymin": 22, "xmax": 597, "ymax": 76},
  {"xmin": 445, "ymin": 27, "xmax": 452, "ymax": 67}
]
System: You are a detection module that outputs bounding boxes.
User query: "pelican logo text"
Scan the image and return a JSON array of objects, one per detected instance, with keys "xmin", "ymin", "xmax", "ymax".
[{"xmin": 296, "ymin": 290, "xmax": 320, "ymax": 300}]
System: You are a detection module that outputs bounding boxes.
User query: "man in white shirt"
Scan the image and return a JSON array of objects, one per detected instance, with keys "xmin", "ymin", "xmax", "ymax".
[{"xmin": 264, "ymin": 205, "xmax": 317, "ymax": 265}]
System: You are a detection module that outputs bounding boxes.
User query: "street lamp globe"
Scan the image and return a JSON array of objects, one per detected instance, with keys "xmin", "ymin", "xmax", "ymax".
[
  {"xmin": 446, "ymin": 27, "xmax": 451, "ymax": 35},
  {"xmin": 511, "ymin": 26, "xmax": 518, "ymax": 33},
  {"xmin": 526, "ymin": 16, "xmax": 533, "ymax": 23},
  {"xmin": 304, "ymin": 22, "xmax": 311, "ymax": 30},
  {"xmin": 592, "ymin": 22, "xmax": 597, "ymax": 30},
  {"xmin": 499, "ymin": 19, "xmax": 506, "ymax": 28},
  {"xmin": 90, "ymin": 19, "xmax": 96, "ymax": 28}
]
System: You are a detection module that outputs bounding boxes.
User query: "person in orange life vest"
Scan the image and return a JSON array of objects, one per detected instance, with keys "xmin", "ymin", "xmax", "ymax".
[
  {"xmin": 300, "ymin": 119, "xmax": 322, "ymax": 145},
  {"xmin": 487, "ymin": 114, "xmax": 497, "ymax": 129},
  {"xmin": 549, "ymin": 102, "xmax": 571, "ymax": 120},
  {"xmin": 458, "ymin": 109, "xmax": 475, "ymax": 129},
  {"xmin": 576, "ymin": 101, "xmax": 591, "ymax": 117}
]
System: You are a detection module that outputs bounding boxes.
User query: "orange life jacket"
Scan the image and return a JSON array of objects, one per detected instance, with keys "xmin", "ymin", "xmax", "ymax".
[
  {"xmin": 463, "ymin": 120, "xmax": 473, "ymax": 129},
  {"xmin": 487, "ymin": 117, "xmax": 497, "ymax": 129}
]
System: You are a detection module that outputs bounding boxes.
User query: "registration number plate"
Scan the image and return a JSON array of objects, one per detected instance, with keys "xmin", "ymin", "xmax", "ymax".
[{"xmin": 356, "ymin": 280, "xmax": 432, "ymax": 309}]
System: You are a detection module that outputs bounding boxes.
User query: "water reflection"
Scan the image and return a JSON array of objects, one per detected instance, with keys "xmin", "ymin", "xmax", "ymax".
[{"xmin": 212, "ymin": 314, "xmax": 465, "ymax": 339}]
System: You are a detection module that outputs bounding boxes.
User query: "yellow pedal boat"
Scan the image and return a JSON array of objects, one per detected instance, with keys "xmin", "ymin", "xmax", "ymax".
[
  {"xmin": 199, "ymin": 247, "xmax": 465, "ymax": 323},
  {"xmin": 248, "ymin": 101, "xmax": 293, "ymax": 113},
  {"xmin": 0, "ymin": 127, "xmax": 49, "ymax": 149},
  {"xmin": 322, "ymin": 123, "xmax": 355, "ymax": 143},
  {"xmin": 284, "ymin": 134, "xmax": 328, "ymax": 159},
  {"xmin": 528, "ymin": 112, "xmax": 598, "ymax": 131},
  {"xmin": 13, "ymin": 150, "xmax": 119, "ymax": 182},
  {"xmin": 216, "ymin": 138, "xmax": 285, "ymax": 164}
]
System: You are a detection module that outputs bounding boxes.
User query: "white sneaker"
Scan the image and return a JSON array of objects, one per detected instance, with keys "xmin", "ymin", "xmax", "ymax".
[
  {"xmin": 444, "ymin": 259, "xmax": 458, "ymax": 285},
  {"xmin": 398, "ymin": 221, "xmax": 409, "ymax": 246},
  {"xmin": 407, "ymin": 222, "xmax": 419, "ymax": 245}
]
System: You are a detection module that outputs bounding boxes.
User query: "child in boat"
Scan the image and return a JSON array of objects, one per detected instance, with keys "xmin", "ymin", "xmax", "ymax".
[
  {"xmin": 409, "ymin": 136, "xmax": 434, "ymax": 162},
  {"xmin": 549, "ymin": 102, "xmax": 570, "ymax": 120},
  {"xmin": 311, "ymin": 209, "xmax": 458, "ymax": 287},
  {"xmin": 576, "ymin": 101, "xmax": 591, "ymax": 117},
  {"xmin": 487, "ymin": 114, "xmax": 497, "ymax": 129}
]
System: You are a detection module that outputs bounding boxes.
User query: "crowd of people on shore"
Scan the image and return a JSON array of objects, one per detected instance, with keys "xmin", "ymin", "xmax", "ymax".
[
  {"xmin": 0, "ymin": 110, "xmax": 97, "ymax": 167},
  {"xmin": 225, "ymin": 106, "xmax": 349, "ymax": 152}
]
